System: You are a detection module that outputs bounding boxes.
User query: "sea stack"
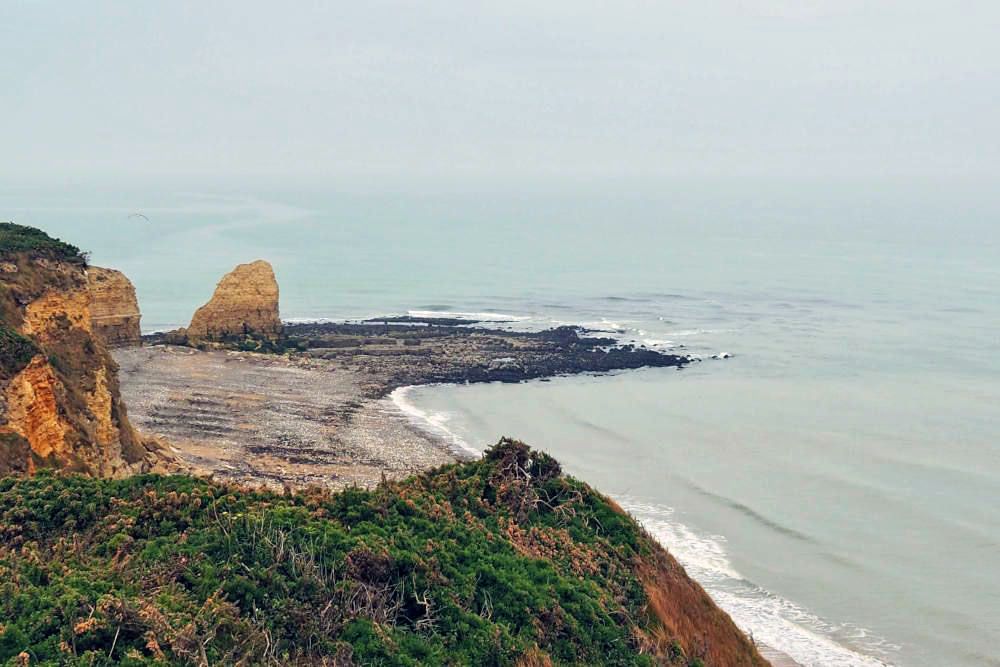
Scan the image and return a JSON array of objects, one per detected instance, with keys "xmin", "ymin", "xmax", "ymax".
[
  {"xmin": 87, "ymin": 266, "xmax": 142, "ymax": 347},
  {"xmin": 187, "ymin": 260, "xmax": 281, "ymax": 341}
]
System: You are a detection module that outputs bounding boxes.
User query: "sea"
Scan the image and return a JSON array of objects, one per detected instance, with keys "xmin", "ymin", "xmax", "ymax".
[{"xmin": 5, "ymin": 186, "xmax": 998, "ymax": 667}]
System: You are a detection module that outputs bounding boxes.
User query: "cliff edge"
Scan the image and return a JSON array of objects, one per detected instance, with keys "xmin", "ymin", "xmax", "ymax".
[
  {"xmin": 186, "ymin": 259, "xmax": 281, "ymax": 342},
  {"xmin": 0, "ymin": 223, "xmax": 173, "ymax": 476},
  {"xmin": 87, "ymin": 266, "xmax": 142, "ymax": 347}
]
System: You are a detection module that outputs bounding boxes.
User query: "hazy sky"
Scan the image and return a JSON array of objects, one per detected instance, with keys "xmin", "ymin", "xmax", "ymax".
[{"xmin": 2, "ymin": 1, "xmax": 997, "ymax": 192}]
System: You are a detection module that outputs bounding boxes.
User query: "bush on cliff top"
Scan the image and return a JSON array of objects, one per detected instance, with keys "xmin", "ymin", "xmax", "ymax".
[
  {"xmin": 0, "ymin": 325, "xmax": 39, "ymax": 380},
  {"xmin": 0, "ymin": 222, "xmax": 86, "ymax": 264},
  {"xmin": 0, "ymin": 440, "xmax": 724, "ymax": 666}
]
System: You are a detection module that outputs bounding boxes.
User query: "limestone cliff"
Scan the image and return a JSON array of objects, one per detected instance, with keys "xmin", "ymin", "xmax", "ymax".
[
  {"xmin": 0, "ymin": 223, "xmax": 173, "ymax": 476},
  {"xmin": 186, "ymin": 260, "xmax": 281, "ymax": 341},
  {"xmin": 87, "ymin": 266, "xmax": 142, "ymax": 347}
]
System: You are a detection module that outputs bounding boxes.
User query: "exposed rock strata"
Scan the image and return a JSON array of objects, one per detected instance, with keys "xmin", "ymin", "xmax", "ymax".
[
  {"xmin": 87, "ymin": 266, "xmax": 142, "ymax": 347},
  {"xmin": 0, "ymin": 225, "xmax": 174, "ymax": 475},
  {"xmin": 186, "ymin": 260, "xmax": 281, "ymax": 341}
]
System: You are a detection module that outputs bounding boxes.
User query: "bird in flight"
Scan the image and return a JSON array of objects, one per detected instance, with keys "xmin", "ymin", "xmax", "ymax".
[{"xmin": 128, "ymin": 212, "xmax": 150, "ymax": 222}]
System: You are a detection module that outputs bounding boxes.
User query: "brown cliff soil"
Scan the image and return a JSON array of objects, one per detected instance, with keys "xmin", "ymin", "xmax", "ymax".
[
  {"xmin": 185, "ymin": 259, "xmax": 281, "ymax": 341},
  {"xmin": 632, "ymin": 521, "xmax": 769, "ymax": 665},
  {"xmin": 87, "ymin": 266, "xmax": 142, "ymax": 347}
]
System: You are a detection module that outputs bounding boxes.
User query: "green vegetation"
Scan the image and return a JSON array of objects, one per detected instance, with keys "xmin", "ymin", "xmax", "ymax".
[
  {"xmin": 0, "ymin": 223, "xmax": 86, "ymax": 264},
  {"xmin": 0, "ymin": 440, "xmax": 708, "ymax": 666},
  {"xmin": 169, "ymin": 332, "xmax": 304, "ymax": 355},
  {"xmin": 233, "ymin": 333, "xmax": 303, "ymax": 354},
  {"xmin": 0, "ymin": 325, "xmax": 39, "ymax": 379}
]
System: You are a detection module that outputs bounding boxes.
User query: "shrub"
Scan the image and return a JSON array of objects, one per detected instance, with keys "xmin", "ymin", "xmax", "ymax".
[
  {"xmin": 0, "ymin": 325, "xmax": 38, "ymax": 379},
  {"xmin": 0, "ymin": 222, "xmax": 85, "ymax": 264}
]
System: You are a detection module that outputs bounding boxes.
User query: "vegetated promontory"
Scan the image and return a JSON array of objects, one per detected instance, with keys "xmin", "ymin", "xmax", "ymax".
[
  {"xmin": 0, "ymin": 439, "xmax": 767, "ymax": 666},
  {"xmin": 0, "ymin": 224, "xmax": 768, "ymax": 666}
]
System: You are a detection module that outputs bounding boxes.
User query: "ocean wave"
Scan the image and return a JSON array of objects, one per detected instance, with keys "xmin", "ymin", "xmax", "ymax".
[
  {"xmin": 601, "ymin": 295, "xmax": 654, "ymax": 303},
  {"xmin": 282, "ymin": 312, "xmax": 400, "ymax": 324},
  {"xmin": 618, "ymin": 498, "xmax": 897, "ymax": 667},
  {"xmin": 640, "ymin": 338, "xmax": 676, "ymax": 349},
  {"xmin": 574, "ymin": 317, "xmax": 635, "ymax": 332},
  {"xmin": 619, "ymin": 498, "xmax": 741, "ymax": 580},
  {"xmin": 682, "ymin": 482, "xmax": 816, "ymax": 543},
  {"xmin": 636, "ymin": 292, "xmax": 700, "ymax": 301},
  {"xmin": 407, "ymin": 309, "xmax": 531, "ymax": 322},
  {"xmin": 389, "ymin": 386, "xmax": 481, "ymax": 457},
  {"xmin": 661, "ymin": 328, "xmax": 738, "ymax": 337},
  {"xmin": 283, "ymin": 316, "xmax": 340, "ymax": 324},
  {"xmin": 391, "ymin": 383, "xmax": 897, "ymax": 667}
]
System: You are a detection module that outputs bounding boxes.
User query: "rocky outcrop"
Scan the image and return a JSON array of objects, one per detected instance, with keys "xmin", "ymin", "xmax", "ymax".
[
  {"xmin": 283, "ymin": 322, "xmax": 688, "ymax": 397},
  {"xmin": 186, "ymin": 260, "xmax": 281, "ymax": 341},
  {"xmin": 87, "ymin": 266, "xmax": 142, "ymax": 347},
  {"xmin": 0, "ymin": 224, "xmax": 174, "ymax": 476}
]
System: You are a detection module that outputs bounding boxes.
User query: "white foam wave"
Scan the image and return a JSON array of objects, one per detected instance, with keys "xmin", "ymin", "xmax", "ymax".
[
  {"xmin": 407, "ymin": 310, "xmax": 531, "ymax": 322},
  {"xmin": 283, "ymin": 313, "xmax": 401, "ymax": 324},
  {"xmin": 618, "ymin": 498, "xmax": 897, "ymax": 667},
  {"xmin": 619, "ymin": 499, "xmax": 740, "ymax": 579},
  {"xmin": 661, "ymin": 327, "xmax": 740, "ymax": 337},
  {"xmin": 391, "ymin": 374, "xmax": 896, "ymax": 667},
  {"xmin": 389, "ymin": 386, "xmax": 481, "ymax": 457},
  {"xmin": 592, "ymin": 317, "xmax": 628, "ymax": 331},
  {"xmin": 283, "ymin": 316, "xmax": 339, "ymax": 324}
]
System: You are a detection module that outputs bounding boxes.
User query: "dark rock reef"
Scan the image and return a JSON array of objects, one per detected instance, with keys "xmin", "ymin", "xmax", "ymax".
[{"xmin": 284, "ymin": 320, "xmax": 688, "ymax": 397}]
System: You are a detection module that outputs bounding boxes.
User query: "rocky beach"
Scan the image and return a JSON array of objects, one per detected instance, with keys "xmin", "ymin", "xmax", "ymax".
[{"xmin": 119, "ymin": 318, "xmax": 688, "ymax": 489}]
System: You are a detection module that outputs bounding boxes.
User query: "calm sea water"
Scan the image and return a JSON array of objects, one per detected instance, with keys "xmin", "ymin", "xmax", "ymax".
[{"xmin": 5, "ymin": 188, "xmax": 999, "ymax": 666}]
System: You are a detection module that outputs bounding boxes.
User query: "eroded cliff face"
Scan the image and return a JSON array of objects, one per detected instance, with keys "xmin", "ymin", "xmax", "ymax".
[
  {"xmin": 0, "ymin": 228, "xmax": 174, "ymax": 476},
  {"xmin": 2, "ymin": 357, "xmax": 66, "ymax": 468},
  {"xmin": 87, "ymin": 266, "xmax": 142, "ymax": 347},
  {"xmin": 186, "ymin": 260, "xmax": 281, "ymax": 341},
  {"xmin": 632, "ymin": 517, "xmax": 770, "ymax": 666}
]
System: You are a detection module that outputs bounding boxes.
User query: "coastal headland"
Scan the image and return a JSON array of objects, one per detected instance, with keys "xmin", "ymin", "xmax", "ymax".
[{"xmin": 1, "ymin": 227, "xmax": 769, "ymax": 666}]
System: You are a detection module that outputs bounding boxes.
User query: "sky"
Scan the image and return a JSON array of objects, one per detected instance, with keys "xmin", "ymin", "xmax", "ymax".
[{"xmin": 1, "ymin": 1, "xmax": 998, "ymax": 194}]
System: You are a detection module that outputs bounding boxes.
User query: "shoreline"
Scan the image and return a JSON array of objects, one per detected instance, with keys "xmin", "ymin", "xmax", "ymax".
[
  {"xmin": 388, "ymin": 384, "xmax": 481, "ymax": 460},
  {"xmin": 118, "ymin": 320, "xmax": 853, "ymax": 667},
  {"xmin": 120, "ymin": 319, "xmax": 686, "ymax": 489},
  {"xmin": 392, "ymin": 379, "xmax": 893, "ymax": 667}
]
